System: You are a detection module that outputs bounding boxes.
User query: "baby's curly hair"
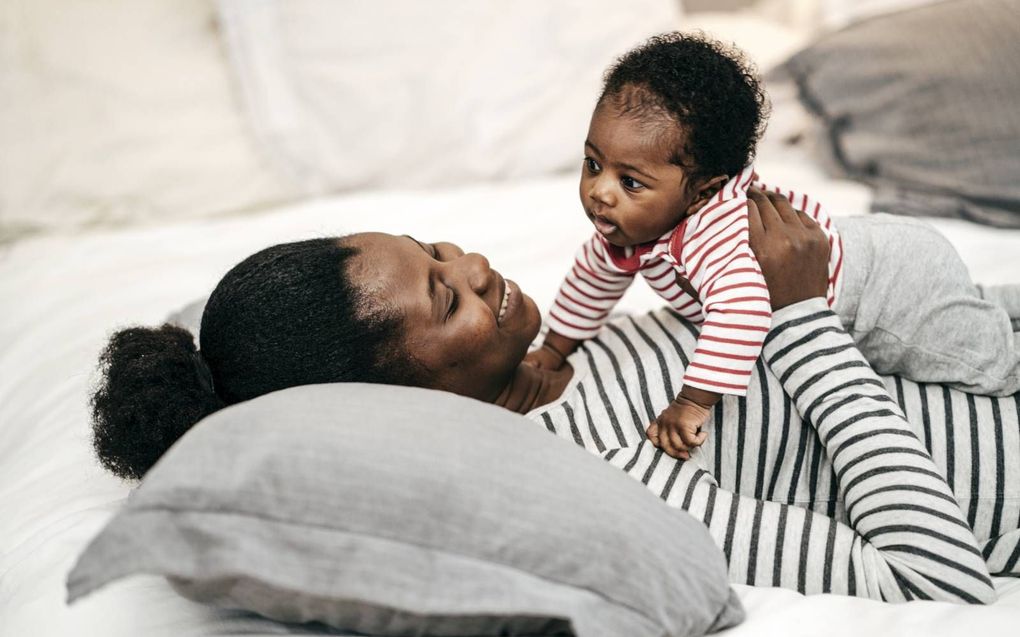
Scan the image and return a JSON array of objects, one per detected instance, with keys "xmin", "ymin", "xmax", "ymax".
[{"xmin": 600, "ymin": 32, "xmax": 769, "ymax": 185}]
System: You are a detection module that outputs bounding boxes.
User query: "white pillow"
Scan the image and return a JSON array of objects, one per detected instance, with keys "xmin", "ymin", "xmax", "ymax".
[
  {"xmin": 216, "ymin": 0, "xmax": 682, "ymax": 194},
  {"xmin": 0, "ymin": 0, "xmax": 295, "ymax": 242},
  {"xmin": 819, "ymin": 0, "xmax": 946, "ymax": 28}
]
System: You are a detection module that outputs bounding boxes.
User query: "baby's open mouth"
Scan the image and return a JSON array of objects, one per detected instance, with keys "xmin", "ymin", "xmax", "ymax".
[{"xmin": 592, "ymin": 215, "xmax": 618, "ymax": 236}]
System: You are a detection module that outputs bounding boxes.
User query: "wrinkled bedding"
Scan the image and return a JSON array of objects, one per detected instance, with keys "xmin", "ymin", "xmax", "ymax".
[{"xmin": 3, "ymin": 162, "xmax": 1020, "ymax": 635}]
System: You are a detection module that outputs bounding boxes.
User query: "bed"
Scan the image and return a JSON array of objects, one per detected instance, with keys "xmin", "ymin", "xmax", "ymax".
[{"xmin": 3, "ymin": 0, "xmax": 1020, "ymax": 634}]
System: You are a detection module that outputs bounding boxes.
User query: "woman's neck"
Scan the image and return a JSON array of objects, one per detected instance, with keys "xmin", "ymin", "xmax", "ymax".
[{"xmin": 493, "ymin": 362, "xmax": 574, "ymax": 415}]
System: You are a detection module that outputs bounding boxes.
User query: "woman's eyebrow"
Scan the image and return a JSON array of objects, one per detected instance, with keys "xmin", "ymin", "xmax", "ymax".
[
  {"xmin": 403, "ymin": 234, "xmax": 431, "ymax": 256},
  {"xmin": 403, "ymin": 236, "xmax": 441, "ymax": 319}
]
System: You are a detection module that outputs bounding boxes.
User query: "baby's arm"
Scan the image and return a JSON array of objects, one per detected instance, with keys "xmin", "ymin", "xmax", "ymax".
[
  {"xmin": 525, "ymin": 330, "xmax": 581, "ymax": 370},
  {"xmin": 680, "ymin": 215, "xmax": 772, "ymax": 396},
  {"xmin": 648, "ymin": 200, "xmax": 771, "ymax": 458},
  {"xmin": 536, "ymin": 234, "xmax": 638, "ymax": 370}
]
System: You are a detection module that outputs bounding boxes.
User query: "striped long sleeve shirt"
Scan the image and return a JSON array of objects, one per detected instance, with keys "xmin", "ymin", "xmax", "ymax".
[
  {"xmin": 529, "ymin": 299, "xmax": 1018, "ymax": 602},
  {"xmin": 547, "ymin": 165, "xmax": 843, "ymax": 396}
]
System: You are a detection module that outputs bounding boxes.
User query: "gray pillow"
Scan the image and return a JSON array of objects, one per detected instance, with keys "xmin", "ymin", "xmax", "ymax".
[
  {"xmin": 67, "ymin": 383, "xmax": 743, "ymax": 637},
  {"xmin": 778, "ymin": 0, "xmax": 1020, "ymax": 228}
]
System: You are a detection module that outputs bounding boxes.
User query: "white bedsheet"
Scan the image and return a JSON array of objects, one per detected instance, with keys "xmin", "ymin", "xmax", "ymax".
[{"xmin": 3, "ymin": 166, "xmax": 1020, "ymax": 635}]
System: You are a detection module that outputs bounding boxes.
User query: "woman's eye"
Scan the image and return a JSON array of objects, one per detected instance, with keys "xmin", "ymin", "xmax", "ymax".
[
  {"xmin": 445, "ymin": 286, "xmax": 458, "ymax": 320},
  {"xmin": 432, "ymin": 242, "xmax": 463, "ymax": 261},
  {"xmin": 621, "ymin": 176, "xmax": 645, "ymax": 191},
  {"xmin": 584, "ymin": 157, "xmax": 600, "ymax": 174}
]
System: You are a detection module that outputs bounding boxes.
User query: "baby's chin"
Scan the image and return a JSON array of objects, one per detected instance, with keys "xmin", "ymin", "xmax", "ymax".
[
  {"xmin": 601, "ymin": 230, "xmax": 648, "ymax": 248},
  {"xmin": 597, "ymin": 223, "xmax": 665, "ymax": 248},
  {"xmin": 603, "ymin": 235, "xmax": 637, "ymax": 248}
]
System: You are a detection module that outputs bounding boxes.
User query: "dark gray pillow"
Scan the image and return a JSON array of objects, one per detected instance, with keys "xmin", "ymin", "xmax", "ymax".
[
  {"xmin": 779, "ymin": 0, "xmax": 1020, "ymax": 227},
  {"xmin": 67, "ymin": 383, "xmax": 743, "ymax": 637}
]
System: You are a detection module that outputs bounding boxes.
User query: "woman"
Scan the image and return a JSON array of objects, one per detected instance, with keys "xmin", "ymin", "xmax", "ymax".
[{"xmin": 91, "ymin": 192, "xmax": 1018, "ymax": 604}]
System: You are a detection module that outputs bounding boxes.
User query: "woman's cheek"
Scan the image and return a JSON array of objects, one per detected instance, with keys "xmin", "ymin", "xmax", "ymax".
[{"xmin": 460, "ymin": 311, "xmax": 496, "ymax": 347}]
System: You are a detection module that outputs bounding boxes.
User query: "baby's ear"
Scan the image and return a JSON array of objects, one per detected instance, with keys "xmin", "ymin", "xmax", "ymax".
[{"xmin": 684, "ymin": 175, "xmax": 729, "ymax": 216}]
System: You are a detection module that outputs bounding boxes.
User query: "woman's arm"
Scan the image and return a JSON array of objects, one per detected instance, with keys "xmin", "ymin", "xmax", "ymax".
[
  {"xmin": 620, "ymin": 192, "xmax": 994, "ymax": 602},
  {"xmin": 757, "ymin": 192, "xmax": 991, "ymax": 601},
  {"xmin": 761, "ymin": 298, "xmax": 994, "ymax": 602}
]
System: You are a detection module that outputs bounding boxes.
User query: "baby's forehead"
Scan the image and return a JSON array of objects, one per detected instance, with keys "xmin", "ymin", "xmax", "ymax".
[{"xmin": 596, "ymin": 106, "xmax": 684, "ymax": 164}]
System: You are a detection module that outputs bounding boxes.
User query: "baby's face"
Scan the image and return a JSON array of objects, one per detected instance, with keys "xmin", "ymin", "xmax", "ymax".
[{"xmin": 579, "ymin": 102, "xmax": 693, "ymax": 247}]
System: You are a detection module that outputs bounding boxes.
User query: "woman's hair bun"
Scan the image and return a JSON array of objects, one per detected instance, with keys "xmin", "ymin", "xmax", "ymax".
[{"xmin": 91, "ymin": 323, "xmax": 224, "ymax": 480}]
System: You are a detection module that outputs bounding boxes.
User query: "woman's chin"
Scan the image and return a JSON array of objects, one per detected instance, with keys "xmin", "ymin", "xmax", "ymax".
[{"xmin": 521, "ymin": 294, "xmax": 542, "ymax": 339}]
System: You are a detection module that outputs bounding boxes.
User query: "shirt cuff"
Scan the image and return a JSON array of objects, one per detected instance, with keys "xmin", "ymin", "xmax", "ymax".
[{"xmin": 770, "ymin": 297, "xmax": 832, "ymax": 326}]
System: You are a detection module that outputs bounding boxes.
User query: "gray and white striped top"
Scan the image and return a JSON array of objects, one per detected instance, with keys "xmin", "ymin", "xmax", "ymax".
[{"xmin": 528, "ymin": 298, "xmax": 1020, "ymax": 603}]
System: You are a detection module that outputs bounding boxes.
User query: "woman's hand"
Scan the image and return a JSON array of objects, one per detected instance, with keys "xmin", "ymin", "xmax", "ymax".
[{"xmin": 746, "ymin": 189, "xmax": 830, "ymax": 310}]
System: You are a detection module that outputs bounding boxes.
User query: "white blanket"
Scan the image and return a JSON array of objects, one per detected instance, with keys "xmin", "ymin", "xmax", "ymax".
[{"xmin": 3, "ymin": 161, "xmax": 1020, "ymax": 635}]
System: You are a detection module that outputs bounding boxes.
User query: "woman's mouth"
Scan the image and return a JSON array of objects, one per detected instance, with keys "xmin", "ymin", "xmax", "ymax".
[{"xmin": 497, "ymin": 279, "xmax": 519, "ymax": 326}]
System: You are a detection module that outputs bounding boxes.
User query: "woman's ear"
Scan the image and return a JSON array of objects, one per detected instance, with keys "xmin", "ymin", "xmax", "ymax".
[{"xmin": 684, "ymin": 175, "xmax": 729, "ymax": 216}]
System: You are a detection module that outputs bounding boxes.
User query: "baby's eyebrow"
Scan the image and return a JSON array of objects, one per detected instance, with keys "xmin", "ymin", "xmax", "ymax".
[
  {"xmin": 585, "ymin": 140, "xmax": 658, "ymax": 182},
  {"xmin": 619, "ymin": 162, "xmax": 657, "ymax": 182}
]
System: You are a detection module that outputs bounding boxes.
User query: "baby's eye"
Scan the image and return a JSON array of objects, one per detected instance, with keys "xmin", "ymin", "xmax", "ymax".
[
  {"xmin": 621, "ymin": 176, "xmax": 646, "ymax": 191},
  {"xmin": 583, "ymin": 157, "xmax": 601, "ymax": 174}
]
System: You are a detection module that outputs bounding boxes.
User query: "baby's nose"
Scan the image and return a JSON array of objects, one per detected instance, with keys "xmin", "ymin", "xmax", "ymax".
[{"xmin": 589, "ymin": 177, "xmax": 616, "ymax": 207}]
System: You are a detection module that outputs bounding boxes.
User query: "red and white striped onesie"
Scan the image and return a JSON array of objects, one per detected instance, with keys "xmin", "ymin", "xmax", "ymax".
[{"xmin": 547, "ymin": 165, "xmax": 844, "ymax": 396}]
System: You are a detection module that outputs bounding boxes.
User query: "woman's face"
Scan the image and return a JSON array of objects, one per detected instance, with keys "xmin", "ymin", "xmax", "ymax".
[{"xmin": 346, "ymin": 233, "xmax": 542, "ymax": 402}]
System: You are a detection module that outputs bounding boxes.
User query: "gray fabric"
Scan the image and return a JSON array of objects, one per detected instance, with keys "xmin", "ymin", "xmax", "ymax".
[
  {"xmin": 978, "ymin": 284, "xmax": 1020, "ymax": 332},
  {"xmin": 778, "ymin": 0, "xmax": 1020, "ymax": 228},
  {"xmin": 166, "ymin": 296, "xmax": 207, "ymax": 337},
  {"xmin": 834, "ymin": 214, "xmax": 1020, "ymax": 395},
  {"xmin": 67, "ymin": 383, "xmax": 743, "ymax": 637}
]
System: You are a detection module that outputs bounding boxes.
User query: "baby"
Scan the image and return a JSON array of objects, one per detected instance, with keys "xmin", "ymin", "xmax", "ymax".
[{"xmin": 526, "ymin": 32, "xmax": 1020, "ymax": 459}]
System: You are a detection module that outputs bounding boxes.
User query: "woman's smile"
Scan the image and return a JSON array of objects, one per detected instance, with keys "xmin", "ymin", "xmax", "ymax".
[
  {"xmin": 344, "ymin": 232, "xmax": 542, "ymax": 402},
  {"xmin": 498, "ymin": 279, "xmax": 521, "ymax": 326}
]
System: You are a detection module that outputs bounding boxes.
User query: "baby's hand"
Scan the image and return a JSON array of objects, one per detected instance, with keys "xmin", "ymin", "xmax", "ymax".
[
  {"xmin": 523, "ymin": 344, "xmax": 566, "ymax": 370},
  {"xmin": 646, "ymin": 397, "xmax": 711, "ymax": 459}
]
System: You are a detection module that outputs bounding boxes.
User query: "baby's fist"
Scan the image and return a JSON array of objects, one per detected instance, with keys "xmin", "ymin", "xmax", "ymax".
[
  {"xmin": 646, "ymin": 397, "xmax": 711, "ymax": 459},
  {"xmin": 523, "ymin": 345, "xmax": 565, "ymax": 370}
]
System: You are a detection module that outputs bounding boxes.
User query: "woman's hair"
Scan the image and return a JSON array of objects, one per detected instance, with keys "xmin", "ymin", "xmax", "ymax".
[
  {"xmin": 599, "ymin": 31, "xmax": 769, "ymax": 185},
  {"xmin": 91, "ymin": 237, "xmax": 421, "ymax": 480}
]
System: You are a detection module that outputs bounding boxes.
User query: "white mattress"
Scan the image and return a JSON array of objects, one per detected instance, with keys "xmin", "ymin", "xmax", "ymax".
[{"xmin": 3, "ymin": 163, "xmax": 1020, "ymax": 634}]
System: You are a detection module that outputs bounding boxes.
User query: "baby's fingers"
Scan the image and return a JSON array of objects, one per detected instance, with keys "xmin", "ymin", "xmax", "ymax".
[
  {"xmin": 679, "ymin": 424, "xmax": 708, "ymax": 448},
  {"xmin": 664, "ymin": 429, "xmax": 691, "ymax": 460},
  {"xmin": 645, "ymin": 421, "xmax": 661, "ymax": 446},
  {"xmin": 689, "ymin": 429, "xmax": 709, "ymax": 447}
]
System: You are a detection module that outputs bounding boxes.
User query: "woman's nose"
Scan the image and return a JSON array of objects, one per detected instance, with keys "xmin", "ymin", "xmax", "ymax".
[{"xmin": 461, "ymin": 252, "xmax": 493, "ymax": 294}]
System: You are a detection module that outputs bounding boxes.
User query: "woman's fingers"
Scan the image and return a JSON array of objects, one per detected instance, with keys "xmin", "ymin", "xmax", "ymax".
[
  {"xmin": 748, "ymin": 188, "xmax": 779, "ymax": 230},
  {"xmin": 796, "ymin": 209, "xmax": 820, "ymax": 228},
  {"xmin": 747, "ymin": 197, "xmax": 765, "ymax": 238},
  {"xmin": 767, "ymin": 190, "xmax": 800, "ymax": 224}
]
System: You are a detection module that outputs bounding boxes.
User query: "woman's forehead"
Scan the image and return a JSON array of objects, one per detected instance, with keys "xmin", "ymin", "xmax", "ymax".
[
  {"xmin": 345, "ymin": 233, "xmax": 411, "ymax": 282},
  {"xmin": 345, "ymin": 233, "xmax": 432, "ymax": 316}
]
